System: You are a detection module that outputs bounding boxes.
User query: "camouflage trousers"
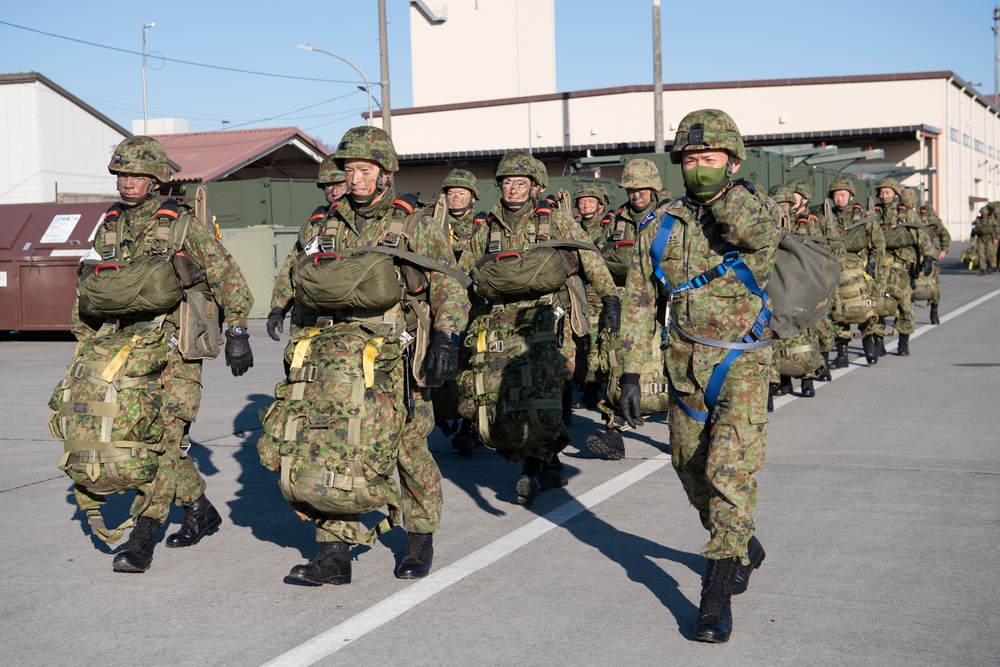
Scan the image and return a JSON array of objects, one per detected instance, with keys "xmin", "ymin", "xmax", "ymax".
[
  {"xmin": 833, "ymin": 314, "xmax": 880, "ymax": 341},
  {"xmin": 131, "ymin": 357, "xmax": 206, "ymax": 523},
  {"xmin": 315, "ymin": 388, "xmax": 442, "ymax": 543},
  {"xmin": 976, "ymin": 238, "xmax": 998, "ymax": 270},
  {"xmin": 668, "ymin": 350, "xmax": 768, "ymax": 565},
  {"xmin": 812, "ymin": 316, "xmax": 835, "ymax": 354},
  {"xmin": 876, "ymin": 260, "xmax": 915, "ymax": 336},
  {"xmin": 574, "ymin": 289, "xmax": 605, "ymax": 387}
]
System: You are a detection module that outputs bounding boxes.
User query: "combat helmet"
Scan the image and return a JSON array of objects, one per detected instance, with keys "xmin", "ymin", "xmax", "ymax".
[
  {"xmin": 768, "ymin": 184, "xmax": 797, "ymax": 206},
  {"xmin": 900, "ymin": 187, "xmax": 919, "ymax": 208},
  {"xmin": 788, "ymin": 179, "xmax": 812, "ymax": 201},
  {"xmin": 316, "ymin": 154, "xmax": 346, "ymax": 188},
  {"xmin": 670, "ymin": 109, "xmax": 746, "ymax": 164},
  {"xmin": 828, "ymin": 177, "xmax": 856, "ymax": 197},
  {"xmin": 573, "ymin": 181, "xmax": 610, "ymax": 204},
  {"xmin": 333, "ymin": 126, "xmax": 398, "ymax": 172},
  {"xmin": 108, "ymin": 136, "xmax": 171, "ymax": 183},
  {"xmin": 619, "ymin": 159, "xmax": 663, "ymax": 191},
  {"xmin": 441, "ymin": 169, "xmax": 481, "ymax": 200},
  {"xmin": 875, "ymin": 177, "xmax": 902, "ymax": 197},
  {"xmin": 495, "ymin": 151, "xmax": 541, "ymax": 186},
  {"xmin": 531, "ymin": 157, "xmax": 549, "ymax": 189}
]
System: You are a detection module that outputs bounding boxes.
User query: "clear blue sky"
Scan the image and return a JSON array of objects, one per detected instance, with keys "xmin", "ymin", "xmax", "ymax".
[{"xmin": 1, "ymin": 1, "xmax": 996, "ymax": 150}]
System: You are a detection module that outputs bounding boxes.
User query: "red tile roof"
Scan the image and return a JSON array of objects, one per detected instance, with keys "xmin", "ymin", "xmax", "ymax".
[{"xmin": 152, "ymin": 127, "xmax": 329, "ymax": 183}]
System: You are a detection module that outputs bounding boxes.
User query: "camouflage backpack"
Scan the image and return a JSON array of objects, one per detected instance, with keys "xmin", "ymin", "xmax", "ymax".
[
  {"xmin": 598, "ymin": 330, "xmax": 669, "ymax": 418},
  {"xmin": 48, "ymin": 325, "xmax": 170, "ymax": 543},
  {"xmin": 774, "ymin": 332, "xmax": 824, "ymax": 378},
  {"xmin": 830, "ymin": 255, "xmax": 875, "ymax": 324},
  {"xmin": 256, "ymin": 323, "xmax": 406, "ymax": 544}
]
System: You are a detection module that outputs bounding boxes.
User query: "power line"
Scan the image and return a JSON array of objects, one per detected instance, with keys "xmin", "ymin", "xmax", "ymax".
[{"xmin": 0, "ymin": 19, "xmax": 365, "ymax": 85}]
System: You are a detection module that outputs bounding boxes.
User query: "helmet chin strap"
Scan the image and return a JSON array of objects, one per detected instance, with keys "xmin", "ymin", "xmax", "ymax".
[
  {"xmin": 350, "ymin": 168, "xmax": 390, "ymax": 206},
  {"xmin": 119, "ymin": 179, "xmax": 157, "ymax": 206}
]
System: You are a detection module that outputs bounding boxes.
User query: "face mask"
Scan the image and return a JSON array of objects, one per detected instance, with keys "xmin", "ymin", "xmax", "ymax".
[
  {"xmin": 879, "ymin": 195, "xmax": 896, "ymax": 207},
  {"xmin": 682, "ymin": 164, "xmax": 731, "ymax": 201}
]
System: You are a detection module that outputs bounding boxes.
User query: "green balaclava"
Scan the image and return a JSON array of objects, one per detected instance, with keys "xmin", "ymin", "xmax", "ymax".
[{"xmin": 682, "ymin": 160, "xmax": 733, "ymax": 201}]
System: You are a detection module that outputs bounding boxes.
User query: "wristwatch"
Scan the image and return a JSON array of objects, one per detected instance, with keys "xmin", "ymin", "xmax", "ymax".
[{"xmin": 230, "ymin": 325, "xmax": 246, "ymax": 337}]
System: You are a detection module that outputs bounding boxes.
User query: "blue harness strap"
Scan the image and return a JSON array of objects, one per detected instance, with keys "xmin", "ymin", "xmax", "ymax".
[{"xmin": 648, "ymin": 213, "xmax": 771, "ymax": 423}]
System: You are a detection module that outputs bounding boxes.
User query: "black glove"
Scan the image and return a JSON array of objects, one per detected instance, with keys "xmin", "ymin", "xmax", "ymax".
[
  {"xmin": 535, "ymin": 194, "xmax": 558, "ymax": 218},
  {"xmin": 599, "ymin": 295, "xmax": 621, "ymax": 334},
  {"xmin": 422, "ymin": 331, "xmax": 460, "ymax": 388},
  {"xmin": 864, "ymin": 261, "xmax": 876, "ymax": 278},
  {"xmin": 922, "ymin": 256, "xmax": 934, "ymax": 276},
  {"xmin": 619, "ymin": 373, "xmax": 644, "ymax": 429},
  {"xmin": 392, "ymin": 193, "xmax": 420, "ymax": 214},
  {"xmin": 266, "ymin": 307, "xmax": 285, "ymax": 341},
  {"xmin": 225, "ymin": 327, "xmax": 254, "ymax": 377}
]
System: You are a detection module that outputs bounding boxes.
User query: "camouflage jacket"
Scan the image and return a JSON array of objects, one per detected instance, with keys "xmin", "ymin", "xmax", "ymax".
[
  {"xmin": 831, "ymin": 201, "xmax": 886, "ymax": 266},
  {"xmin": 920, "ymin": 206, "xmax": 951, "ymax": 254},
  {"xmin": 875, "ymin": 203, "xmax": 935, "ymax": 266},
  {"xmin": 72, "ymin": 193, "xmax": 253, "ymax": 340},
  {"xmin": 446, "ymin": 209, "xmax": 478, "ymax": 261},
  {"xmin": 457, "ymin": 200, "xmax": 618, "ymax": 303},
  {"xmin": 270, "ymin": 201, "xmax": 336, "ymax": 315},
  {"xmin": 574, "ymin": 207, "xmax": 613, "ymax": 245},
  {"xmin": 618, "ymin": 182, "xmax": 780, "ymax": 393}
]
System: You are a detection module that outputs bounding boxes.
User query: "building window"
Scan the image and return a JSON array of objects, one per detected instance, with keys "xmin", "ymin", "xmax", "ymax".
[
  {"xmin": 950, "ymin": 127, "xmax": 960, "ymax": 142},
  {"xmin": 991, "ymin": 147, "xmax": 995, "ymax": 158},
  {"xmin": 975, "ymin": 140, "xmax": 986, "ymax": 153}
]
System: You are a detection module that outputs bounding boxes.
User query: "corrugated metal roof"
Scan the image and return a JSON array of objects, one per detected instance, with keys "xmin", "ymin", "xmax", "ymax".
[{"xmin": 152, "ymin": 127, "xmax": 329, "ymax": 183}]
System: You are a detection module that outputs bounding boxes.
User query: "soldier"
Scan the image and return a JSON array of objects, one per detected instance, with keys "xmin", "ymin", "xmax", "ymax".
[
  {"xmin": 441, "ymin": 168, "xmax": 480, "ymax": 262},
  {"xmin": 827, "ymin": 177, "xmax": 885, "ymax": 366},
  {"xmin": 571, "ymin": 181, "xmax": 614, "ymax": 410},
  {"xmin": 456, "ymin": 151, "xmax": 620, "ymax": 505},
  {"xmin": 618, "ymin": 110, "xmax": 779, "ymax": 643},
  {"xmin": 266, "ymin": 155, "xmax": 347, "ymax": 341},
  {"xmin": 873, "ymin": 178, "xmax": 935, "ymax": 356},
  {"xmin": 970, "ymin": 204, "xmax": 998, "ymax": 276},
  {"xmin": 917, "ymin": 195, "xmax": 951, "ymax": 324},
  {"xmin": 71, "ymin": 136, "xmax": 254, "ymax": 572},
  {"xmin": 276, "ymin": 126, "xmax": 469, "ymax": 584}
]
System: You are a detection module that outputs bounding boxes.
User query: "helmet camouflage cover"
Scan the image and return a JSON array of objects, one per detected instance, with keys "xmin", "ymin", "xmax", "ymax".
[
  {"xmin": 670, "ymin": 109, "xmax": 746, "ymax": 164},
  {"xmin": 768, "ymin": 184, "xmax": 797, "ymax": 205},
  {"xmin": 788, "ymin": 179, "xmax": 812, "ymax": 200},
  {"xmin": 828, "ymin": 177, "xmax": 856, "ymax": 197},
  {"xmin": 441, "ymin": 168, "xmax": 481, "ymax": 200},
  {"xmin": 573, "ymin": 181, "xmax": 610, "ymax": 203},
  {"xmin": 495, "ymin": 151, "xmax": 541, "ymax": 186},
  {"xmin": 531, "ymin": 156, "xmax": 549, "ymax": 189},
  {"xmin": 316, "ymin": 154, "xmax": 346, "ymax": 187},
  {"xmin": 875, "ymin": 177, "xmax": 902, "ymax": 197},
  {"xmin": 333, "ymin": 126, "xmax": 399, "ymax": 172},
  {"xmin": 900, "ymin": 187, "xmax": 919, "ymax": 208},
  {"xmin": 108, "ymin": 136, "xmax": 171, "ymax": 183},
  {"xmin": 619, "ymin": 158, "xmax": 662, "ymax": 190}
]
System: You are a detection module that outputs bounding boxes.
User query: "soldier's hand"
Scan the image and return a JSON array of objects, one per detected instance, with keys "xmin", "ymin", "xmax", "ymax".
[
  {"xmin": 225, "ymin": 327, "xmax": 254, "ymax": 377},
  {"xmin": 266, "ymin": 307, "xmax": 285, "ymax": 342},
  {"xmin": 619, "ymin": 373, "xmax": 644, "ymax": 429},
  {"xmin": 422, "ymin": 331, "xmax": 460, "ymax": 387},
  {"xmin": 864, "ymin": 261, "xmax": 876, "ymax": 280},
  {"xmin": 938, "ymin": 250, "xmax": 947, "ymax": 261},
  {"xmin": 535, "ymin": 194, "xmax": 558, "ymax": 218},
  {"xmin": 598, "ymin": 295, "xmax": 621, "ymax": 334},
  {"xmin": 922, "ymin": 256, "xmax": 934, "ymax": 276},
  {"xmin": 392, "ymin": 193, "xmax": 420, "ymax": 214}
]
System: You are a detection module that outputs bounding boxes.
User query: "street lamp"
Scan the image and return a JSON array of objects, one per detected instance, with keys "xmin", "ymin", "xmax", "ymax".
[
  {"xmin": 296, "ymin": 44, "xmax": 373, "ymax": 126},
  {"xmin": 142, "ymin": 22, "xmax": 155, "ymax": 135}
]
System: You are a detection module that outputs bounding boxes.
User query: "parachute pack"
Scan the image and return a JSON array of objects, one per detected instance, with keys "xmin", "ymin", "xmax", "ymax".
[
  {"xmin": 830, "ymin": 255, "xmax": 876, "ymax": 324},
  {"xmin": 766, "ymin": 230, "xmax": 841, "ymax": 339},
  {"xmin": 48, "ymin": 325, "xmax": 170, "ymax": 543},
  {"xmin": 598, "ymin": 330, "xmax": 669, "ymax": 418},
  {"xmin": 256, "ymin": 324, "xmax": 406, "ymax": 545}
]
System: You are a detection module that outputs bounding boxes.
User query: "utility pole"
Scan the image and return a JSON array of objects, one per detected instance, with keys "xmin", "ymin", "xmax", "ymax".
[
  {"xmin": 142, "ymin": 22, "xmax": 155, "ymax": 135},
  {"xmin": 379, "ymin": 0, "xmax": 392, "ymax": 136},
  {"xmin": 994, "ymin": 6, "xmax": 1000, "ymax": 106},
  {"xmin": 652, "ymin": 0, "xmax": 664, "ymax": 153}
]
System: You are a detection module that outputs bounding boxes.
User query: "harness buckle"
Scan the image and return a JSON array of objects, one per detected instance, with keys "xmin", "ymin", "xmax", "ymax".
[
  {"xmin": 487, "ymin": 240, "xmax": 502, "ymax": 254},
  {"xmin": 304, "ymin": 366, "xmax": 317, "ymax": 382},
  {"xmin": 381, "ymin": 234, "xmax": 401, "ymax": 248},
  {"xmin": 488, "ymin": 340, "xmax": 504, "ymax": 353},
  {"xmin": 317, "ymin": 236, "xmax": 335, "ymax": 253},
  {"xmin": 322, "ymin": 470, "xmax": 337, "ymax": 488}
]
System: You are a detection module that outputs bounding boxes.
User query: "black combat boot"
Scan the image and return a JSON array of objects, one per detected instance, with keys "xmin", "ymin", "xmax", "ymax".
[
  {"xmin": 897, "ymin": 333, "xmax": 910, "ymax": 356},
  {"xmin": 766, "ymin": 391, "xmax": 774, "ymax": 413},
  {"xmin": 875, "ymin": 335, "xmax": 887, "ymax": 357},
  {"xmin": 773, "ymin": 375, "xmax": 792, "ymax": 396},
  {"xmin": 832, "ymin": 341, "xmax": 849, "ymax": 369},
  {"xmin": 980, "ymin": 268, "xmax": 987, "ymax": 276},
  {"xmin": 165, "ymin": 494, "xmax": 222, "ymax": 548},
  {"xmin": 395, "ymin": 532, "xmax": 434, "ymax": 579},
  {"xmin": 516, "ymin": 457, "xmax": 545, "ymax": 505},
  {"xmin": 862, "ymin": 335, "xmax": 878, "ymax": 365},
  {"xmin": 586, "ymin": 427, "xmax": 626, "ymax": 460},
  {"xmin": 561, "ymin": 384, "xmax": 573, "ymax": 427},
  {"xmin": 693, "ymin": 556, "xmax": 741, "ymax": 643},
  {"xmin": 289, "ymin": 541, "xmax": 351, "ymax": 585},
  {"xmin": 112, "ymin": 516, "xmax": 160, "ymax": 573},
  {"xmin": 930, "ymin": 304, "xmax": 940, "ymax": 325},
  {"xmin": 731, "ymin": 536, "xmax": 766, "ymax": 596},
  {"xmin": 451, "ymin": 419, "xmax": 476, "ymax": 457},
  {"xmin": 538, "ymin": 453, "xmax": 569, "ymax": 492},
  {"xmin": 816, "ymin": 353, "xmax": 832, "ymax": 381},
  {"xmin": 800, "ymin": 378, "xmax": 816, "ymax": 398},
  {"xmin": 572, "ymin": 382, "xmax": 601, "ymax": 409}
]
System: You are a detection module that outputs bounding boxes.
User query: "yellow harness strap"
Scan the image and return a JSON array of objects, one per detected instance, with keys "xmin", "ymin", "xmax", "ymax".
[
  {"xmin": 290, "ymin": 328, "xmax": 322, "ymax": 369},
  {"xmin": 363, "ymin": 337, "xmax": 384, "ymax": 388}
]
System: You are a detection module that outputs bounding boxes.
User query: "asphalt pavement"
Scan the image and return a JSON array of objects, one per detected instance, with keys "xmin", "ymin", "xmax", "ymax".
[{"xmin": 1, "ymin": 249, "xmax": 998, "ymax": 666}]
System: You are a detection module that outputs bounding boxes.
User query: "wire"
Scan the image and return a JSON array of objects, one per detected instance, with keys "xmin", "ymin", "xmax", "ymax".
[{"xmin": 0, "ymin": 19, "xmax": 365, "ymax": 85}]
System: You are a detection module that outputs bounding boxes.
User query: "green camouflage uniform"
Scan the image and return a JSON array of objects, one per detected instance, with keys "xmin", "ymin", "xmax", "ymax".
[
  {"xmin": 71, "ymin": 192, "xmax": 253, "ymax": 523},
  {"xmin": 920, "ymin": 204, "xmax": 950, "ymax": 306},
  {"xmin": 970, "ymin": 206, "xmax": 999, "ymax": 272},
  {"xmin": 874, "ymin": 197, "xmax": 935, "ymax": 336},
  {"xmin": 298, "ymin": 188, "xmax": 469, "ymax": 543},
  {"xmin": 573, "ymin": 191, "xmax": 614, "ymax": 388},
  {"xmin": 270, "ymin": 202, "xmax": 338, "ymax": 336},
  {"xmin": 830, "ymin": 197, "xmax": 885, "ymax": 341},
  {"xmin": 619, "ymin": 181, "xmax": 779, "ymax": 562},
  {"xmin": 447, "ymin": 209, "xmax": 478, "ymax": 262}
]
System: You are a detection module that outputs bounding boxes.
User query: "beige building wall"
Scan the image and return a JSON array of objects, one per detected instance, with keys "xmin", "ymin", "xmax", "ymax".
[{"xmin": 410, "ymin": 0, "xmax": 556, "ymax": 107}]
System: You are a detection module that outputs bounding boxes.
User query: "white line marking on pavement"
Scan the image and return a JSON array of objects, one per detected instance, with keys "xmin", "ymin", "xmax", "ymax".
[
  {"xmin": 262, "ymin": 454, "xmax": 672, "ymax": 667},
  {"xmin": 264, "ymin": 285, "xmax": 1000, "ymax": 666}
]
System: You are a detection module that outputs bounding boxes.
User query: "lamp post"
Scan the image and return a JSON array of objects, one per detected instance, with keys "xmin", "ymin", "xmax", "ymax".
[
  {"xmin": 296, "ymin": 44, "xmax": 373, "ymax": 126},
  {"xmin": 142, "ymin": 22, "xmax": 155, "ymax": 135}
]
